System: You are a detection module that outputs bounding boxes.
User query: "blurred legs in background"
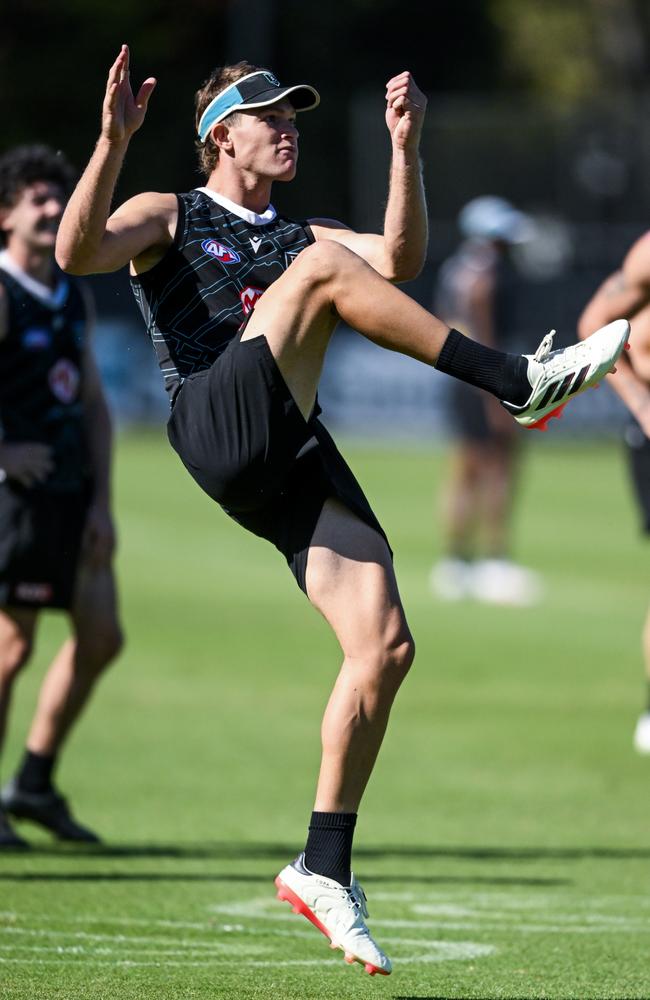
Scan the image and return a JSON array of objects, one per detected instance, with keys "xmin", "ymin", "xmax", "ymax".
[
  {"xmin": 0, "ymin": 564, "xmax": 122, "ymax": 848},
  {"xmin": 430, "ymin": 381, "xmax": 542, "ymax": 607},
  {"xmin": 429, "ymin": 198, "xmax": 543, "ymax": 607}
]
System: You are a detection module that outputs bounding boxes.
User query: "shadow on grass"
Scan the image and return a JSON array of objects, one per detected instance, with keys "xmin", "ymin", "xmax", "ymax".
[
  {"xmin": 0, "ymin": 869, "xmax": 568, "ymax": 886},
  {"xmin": 5, "ymin": 841, "xmax": 649, "ymax": 861},
  {"xmin": 0, "ymin": 839, "xmax": 645, "ymax": 885}
]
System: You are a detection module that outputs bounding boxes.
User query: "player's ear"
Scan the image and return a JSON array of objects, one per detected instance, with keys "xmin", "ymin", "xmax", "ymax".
[{"xmin": 210, "ymin": 121, "xmax": 234, "ymax": 153}]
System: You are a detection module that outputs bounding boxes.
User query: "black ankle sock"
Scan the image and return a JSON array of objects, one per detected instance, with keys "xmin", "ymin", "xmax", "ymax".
[
  {"xmin": 436, "ymin": 328, "xmax": 531, "ymax": 406},
  {"xmin": 304, "ymin": 811, "xmax": 357, "ymax": 886},
  {"xmin": 16, "ymin": 750, "xmax": 56, "ymax": 795}
]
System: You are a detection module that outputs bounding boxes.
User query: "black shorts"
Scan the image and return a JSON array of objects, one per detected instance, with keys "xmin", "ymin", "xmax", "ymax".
[
  {"xmin": 624, "ymin": 419, "xmax": 650, "ymax": 535},
  {"xmin": 0, "ymin": 485, "xmax": 90, "ymax": 610},
  {"xmin": 167, "ymin": 333, "xmax": 389, "ymax": 593}
]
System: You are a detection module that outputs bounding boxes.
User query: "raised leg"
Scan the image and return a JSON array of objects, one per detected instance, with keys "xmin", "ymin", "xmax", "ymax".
[{"xmin": 241, "ymin": 239, "xmax": 450, "ymax": 418}]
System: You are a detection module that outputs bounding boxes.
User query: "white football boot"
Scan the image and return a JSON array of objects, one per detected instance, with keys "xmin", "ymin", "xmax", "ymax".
[
  {"xmin": 429, "ymin": 557, "xmax": 473, "ymax": 601},
  {"xmin": 633, "ymin": 711, "xmax": 650, "ymax": 754},
  {"xmin": 469, "ymin": 558, "xmax": 543, "ymax": 607},
  {"xmin": 275, "ymin": 853, "xmax": 391, "ymax": 975},
  {"xmin": 502, "ymin": 319, "xmax": 630, "ymax": 430}
]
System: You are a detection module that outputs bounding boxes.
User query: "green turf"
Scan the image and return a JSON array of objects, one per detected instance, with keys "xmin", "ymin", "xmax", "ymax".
[{"xmin": 0, "ymin": 432, "xmax": 648, "ymax": 999}]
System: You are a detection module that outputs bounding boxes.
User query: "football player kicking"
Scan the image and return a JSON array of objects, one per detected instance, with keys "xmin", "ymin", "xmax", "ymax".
[{"xmin": 56, "ymin": 45, "xmax": 627, "ymax": 974}]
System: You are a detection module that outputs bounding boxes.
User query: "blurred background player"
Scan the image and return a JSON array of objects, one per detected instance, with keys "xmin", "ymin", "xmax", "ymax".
[
  {"xmin": 430, "ymin": 195, "xmax": 544, "ymax": 606},
  {"xmin": 0, "ymin": 145, "xmax": 123, "ymax": 848},
  {"xmin": 578, "ymin": 232, "xmax": 650, "ymax": 753}
]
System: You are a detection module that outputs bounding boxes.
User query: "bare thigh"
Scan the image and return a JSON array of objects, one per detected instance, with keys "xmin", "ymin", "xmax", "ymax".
[
  {"xmin": 240, "ymin": 244, "xmax": 340, "ymax": 418},
  {"xmin": 305, "ymin": 498, "xmax": 412, "ymax": 659}
]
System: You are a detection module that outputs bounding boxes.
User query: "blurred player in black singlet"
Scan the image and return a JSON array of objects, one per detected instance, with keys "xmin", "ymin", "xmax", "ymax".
[{"xmin": 0, "ymin": 146, "xmax": 122, "ymax": 848}]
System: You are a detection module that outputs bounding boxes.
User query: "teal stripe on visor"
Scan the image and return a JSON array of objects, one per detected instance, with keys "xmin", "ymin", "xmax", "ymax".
[{"xmin": 198, "ymin": 83, "xmax": 243, "ymax": 141}]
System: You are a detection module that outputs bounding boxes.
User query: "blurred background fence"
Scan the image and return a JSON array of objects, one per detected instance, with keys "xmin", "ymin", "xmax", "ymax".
[{"xmin": 3, "ymin": 0, "xmax": 650, "ymax": 438}]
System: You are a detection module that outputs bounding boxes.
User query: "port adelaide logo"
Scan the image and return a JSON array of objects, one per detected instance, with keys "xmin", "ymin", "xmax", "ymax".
[{"xmin": 201, "ymin": 239, "xmax": 241, "ymax": 264}]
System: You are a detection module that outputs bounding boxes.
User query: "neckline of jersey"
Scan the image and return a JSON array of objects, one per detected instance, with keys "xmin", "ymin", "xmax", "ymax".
[
  {"xmin": 0, "ymin": 250, "xmax": 69, "ymax": 310},
  {"xmin": 194, "ymin": 187, "xmax": 277, "ymax": 226}
]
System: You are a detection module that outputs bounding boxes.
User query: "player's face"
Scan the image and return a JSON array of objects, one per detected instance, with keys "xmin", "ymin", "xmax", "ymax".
[
  {"xmin": 230, "ymin": 100, "xmax": 300, "ymax": 181},
  {"xmin": 1, "ymin": 181, "xmax": 66, "ymax": 251}
]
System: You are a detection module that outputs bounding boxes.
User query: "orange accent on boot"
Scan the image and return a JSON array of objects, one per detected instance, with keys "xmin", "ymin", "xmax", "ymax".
[
  {"xmin": 528, "ymin": 401, "xmax": 568, "ymax": 431},
  {"xmin": 274, "ymin": 876, "xmax": 390, "ymax": 976},
  {"xmin": 275, "ymin": 877, "xmax": 331, "ymax": 940}
]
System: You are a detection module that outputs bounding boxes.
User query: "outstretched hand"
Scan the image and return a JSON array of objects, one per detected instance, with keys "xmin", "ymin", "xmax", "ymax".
[
  {"xmin": 385, "ymin": 71, "xmax": 427, "ymax": 152},
  {"xmin": 102, "ymin": 44, "xmax": 156, "ymax": 144}
]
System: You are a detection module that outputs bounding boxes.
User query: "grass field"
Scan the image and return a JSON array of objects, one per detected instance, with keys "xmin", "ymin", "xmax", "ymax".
[{"xmin": 0, "ymin": 430, "xmax": 648, "ymax": 1000}]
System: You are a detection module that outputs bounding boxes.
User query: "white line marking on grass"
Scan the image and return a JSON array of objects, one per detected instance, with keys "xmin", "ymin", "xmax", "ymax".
[
  {"xmin": 0, "ymin": 905, "xmax": 497, "ymax": 969},
  {"xmin": 0, "ymin": 957, "xmax": 338, "ymax": 969},
  {"xmin": 0, "ymin": 940, "xmax": 495, "ymax": 968},
  {"xmin": 3, "ymin": 912, "xmax": 246, "ymax": 934},
  {"xmin": 0, "ymin": 943, "xmax": 273, "ymax": 959},
  {"xmin": 0, "ymin": 927, "xmax": 258, "ymax": 951},
  {"xmin": 371, "ymin": 916, "xmax": 650, "ymax": 934},
  {"xmin": 7, "ymin": 882, "xmax": 646, "ymax": 976}
]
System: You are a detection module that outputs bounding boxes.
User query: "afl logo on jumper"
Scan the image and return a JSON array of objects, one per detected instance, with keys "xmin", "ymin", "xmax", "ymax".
[
  {"xmin": 240, "ymin": 286, "xmax": 264, "ymax": 315},
  {"xmin": 201, "ymin": 239, "xmax": 241, "ymax": 264},
  {"xmin": 48, "ymin": 358, "xmax": 80, "ymax": 404}
]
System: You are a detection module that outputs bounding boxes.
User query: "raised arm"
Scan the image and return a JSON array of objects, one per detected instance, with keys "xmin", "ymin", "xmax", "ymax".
[
  {"xmin": 309, "ymin": 71, "xmax": 428, "ymax": 282},
  {"xmin": 55, "ymin": 45, "xmax": 172, "ymax": 275}
]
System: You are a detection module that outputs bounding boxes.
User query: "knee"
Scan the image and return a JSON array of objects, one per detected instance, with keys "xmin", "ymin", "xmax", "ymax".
[
  {"xmin": 0, "ymin": 633, "xmax": 33, "ymax": 686},
  {"xmin": 373, "ymin": 621, "xmax": 415, "ymax": 691},
  {"xmin": 388, "ymin": 631, "xmax": 416, "ymax": 683},
  {"xmin": 293, "ymin": 239, "xmax": 353, "ymax": 288}
]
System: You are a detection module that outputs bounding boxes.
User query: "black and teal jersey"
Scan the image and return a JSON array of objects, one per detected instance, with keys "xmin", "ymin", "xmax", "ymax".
[
  {"xmin": 130, "ymin": 188, "xmax": 315, "ymax": 399},
  {"xmin": 0, "ymin": 257, "xmax": 89, "ymax": 492}
]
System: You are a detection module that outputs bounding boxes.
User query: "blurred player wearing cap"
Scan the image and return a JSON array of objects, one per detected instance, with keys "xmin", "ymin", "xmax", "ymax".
[
  {"xmin": 56, "ymin": 45, "xmax": 628, "ymax": 974},
  {"xmin": 430, "ymin": 196, "xmax": 543, "ymax": 606},
  {"xmin": 0, "ymin": 144, "xmax": 122, "ymax": 849},
  {"xmin": 579, "ymin": 233, "xmax": 650, "ymax": 754}
]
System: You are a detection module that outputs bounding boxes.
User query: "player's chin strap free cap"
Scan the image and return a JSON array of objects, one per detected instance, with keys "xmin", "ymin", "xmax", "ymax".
[{"xmin": 198, "ymin": 71, "xmax": 320, "ymax": 141}]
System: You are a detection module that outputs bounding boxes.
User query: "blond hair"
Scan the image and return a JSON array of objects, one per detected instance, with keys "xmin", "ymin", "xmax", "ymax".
[{"xmin": 194, "ymin": 61, "xmax": 268, "ymax": 177}]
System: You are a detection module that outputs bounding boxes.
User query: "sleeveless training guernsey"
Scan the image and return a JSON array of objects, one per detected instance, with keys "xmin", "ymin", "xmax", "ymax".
[
  {"xmin": 0, "ymin": 255, "xmax": 89, "ymax": 492},
  {"xmin": 130, "ymin": 188, "xmax": 315, "ymax": 400}
]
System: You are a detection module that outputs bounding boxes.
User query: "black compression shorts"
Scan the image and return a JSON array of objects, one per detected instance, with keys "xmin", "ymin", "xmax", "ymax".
[
  {"xmin": 0, "ymin": 485, "xmax": 90, "ymax": 609},
  {"xmin": 167, "ymin": 332, "xmax": 390, "ymax": 594},
  {"xmin": 624, "ymin": 419, "xmax": 650, "ymax": 535}
]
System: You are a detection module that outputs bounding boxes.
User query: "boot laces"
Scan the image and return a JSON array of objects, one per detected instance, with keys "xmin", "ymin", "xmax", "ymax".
[
  {"xmin": 345, "ymin": 881, "xmax": 369, "ymax": 919},
  {"xmin": 534, "ymin": 330, "xmax": 556, "ymax": 362}
]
